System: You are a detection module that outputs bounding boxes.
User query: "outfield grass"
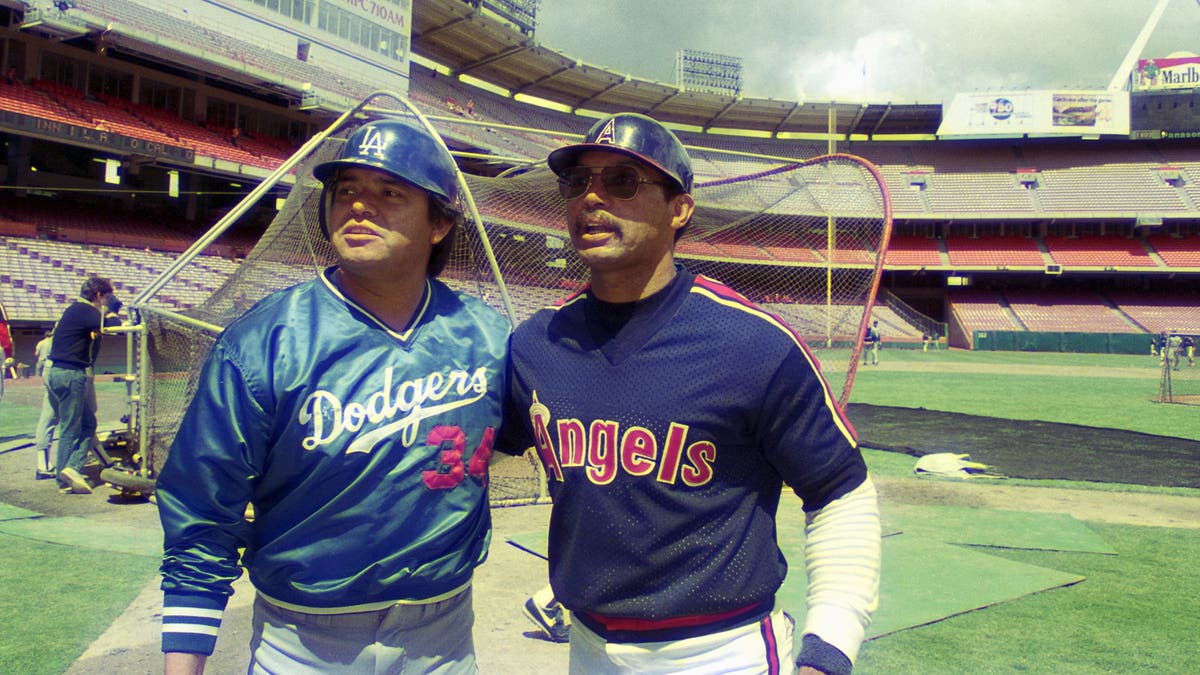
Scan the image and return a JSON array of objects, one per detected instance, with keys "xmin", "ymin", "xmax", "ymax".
[
  {"xmin": 832, "ymin": 351, "xmax": 1200, "ymax": 674},
  {"xmin": 825, "ymin": 348, "xmax": 1199, "ymax": 440},
  {"xmin": 855, "ymin": 520, "xmax": 1200, "ymax": 674}
]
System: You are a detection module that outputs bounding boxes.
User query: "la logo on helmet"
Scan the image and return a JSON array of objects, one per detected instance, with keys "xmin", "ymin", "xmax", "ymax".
[{"xmin": 356, "ymin": 126, "xmax": 389, "ymax": 159}]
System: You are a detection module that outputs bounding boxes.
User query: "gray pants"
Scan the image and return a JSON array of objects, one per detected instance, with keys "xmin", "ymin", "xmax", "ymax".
[
  {"xmin": 45, "ymin": 366, "xmax": 96, "ymax": 477},
  {"xmin": 248, "ymin": 588, "xmax": 477, "ymax": 674},
  {"xmin": 34, "ymin": 387, "xmax": 59, "ymax": 472}
]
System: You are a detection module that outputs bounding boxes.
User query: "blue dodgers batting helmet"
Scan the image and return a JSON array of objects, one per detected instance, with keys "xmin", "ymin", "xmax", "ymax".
[
  {"xmin": 313, "ymin": 118, "xmax": 462, "ymax": 275},
  {"xmin": 313, "ymin": 118, "xmax": 459, "ymax": 202},
  {"xmin": 547, "ymin": 112, "xmax": 693, "ymax": 194}
]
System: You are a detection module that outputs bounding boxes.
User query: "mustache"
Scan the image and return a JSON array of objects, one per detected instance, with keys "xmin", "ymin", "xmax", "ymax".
[{"xmin": 572, "ymin": 209, "xmax": 619, "ymax": 230}]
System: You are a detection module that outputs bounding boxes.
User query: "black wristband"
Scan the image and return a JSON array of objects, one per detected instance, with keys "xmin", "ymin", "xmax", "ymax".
[{"xmin": 795, "ymin": 633, "xmax": 853, "ymax": 675}]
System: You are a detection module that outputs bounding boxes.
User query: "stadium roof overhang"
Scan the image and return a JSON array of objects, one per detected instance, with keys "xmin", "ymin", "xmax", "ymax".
[{"xmin": 411, "ymin": 0, "xmax": 942, "ymax": 138}]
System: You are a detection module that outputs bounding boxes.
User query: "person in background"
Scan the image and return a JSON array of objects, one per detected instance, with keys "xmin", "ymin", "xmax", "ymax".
[
  {"xmin": 33, "ymin": 292, "xmax": 121, "ymax": 483},
  {"xmin": 46, "ymin": 276, "xmax": 113, "ymax": 495},
  {"xmin": 1168, "ymin": 331, "xmax": 1183, "ymax": 371},
  {"xmin": 863, "ymin": 320, "xmax": 881, "ymax": 366},
  {"xmin": 34, "ymin": 329, "xmax": 58, "ymax": 480},
  {"xmin": 0, "ymin": 299, "xmax": 12, "ymax": 404}
]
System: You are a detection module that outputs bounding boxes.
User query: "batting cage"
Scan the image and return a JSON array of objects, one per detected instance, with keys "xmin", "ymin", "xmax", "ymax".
[{"xmin": 108, "ymin": 92, "xmax": 892, "ymax": 506}]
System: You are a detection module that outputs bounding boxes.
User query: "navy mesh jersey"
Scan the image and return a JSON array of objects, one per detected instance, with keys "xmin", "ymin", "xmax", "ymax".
[{"xmin": 506, "ymin": 268, "xmax": 866, "ymax": 624}]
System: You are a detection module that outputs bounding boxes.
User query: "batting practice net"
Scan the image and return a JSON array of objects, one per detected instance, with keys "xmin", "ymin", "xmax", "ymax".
[{"xmin": 123, "ymin": 93, "xmax": 892, "ymax": 506}]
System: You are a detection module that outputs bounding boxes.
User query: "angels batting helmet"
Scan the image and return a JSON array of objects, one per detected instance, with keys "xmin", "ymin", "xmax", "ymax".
[{"xmin": 548, "ymin": 112, "xmax": 693, "ymax": 194}]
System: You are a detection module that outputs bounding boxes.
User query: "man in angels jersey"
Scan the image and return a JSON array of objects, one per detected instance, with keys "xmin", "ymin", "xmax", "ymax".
[
  {"xmin": 157, "ymin": 118, "xmax": 509, "ymax": 674},
  {"xmin": 503, "ymin": 113, "xmax": 881, "ymax": 675}
]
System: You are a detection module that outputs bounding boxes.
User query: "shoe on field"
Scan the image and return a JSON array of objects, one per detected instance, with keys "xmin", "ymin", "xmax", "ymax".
[
  {"xmin": 60, "ymin": 467, "xmax": 92, "ymax": 494},
  {"xmin": 523, "ymin": 597, "xmax": 570, "ymax": 643}
]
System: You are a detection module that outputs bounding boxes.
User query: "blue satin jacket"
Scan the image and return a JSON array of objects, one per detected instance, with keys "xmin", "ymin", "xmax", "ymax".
[{"xmin": 158, "ymin": 269, "xmax": 508, "ymax": 655}]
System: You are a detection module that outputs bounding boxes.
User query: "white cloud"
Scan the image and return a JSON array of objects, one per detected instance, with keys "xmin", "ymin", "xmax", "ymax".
[
  {"xmin": 790, "ymin": 30, "xmax": 930, "ymax": 103},
  {"xmin": 533, "ymin": 0, "xmax": 1200, "ymax": 104}
]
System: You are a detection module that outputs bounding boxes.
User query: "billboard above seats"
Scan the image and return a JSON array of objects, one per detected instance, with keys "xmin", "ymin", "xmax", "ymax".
[
  {"xmin": 938, "ymin": 91, "xmax": 1130, "ymax": 138},
  {"xmin": 1134, "ymin": 55, "xmax": 1200, "ymax": 92}
]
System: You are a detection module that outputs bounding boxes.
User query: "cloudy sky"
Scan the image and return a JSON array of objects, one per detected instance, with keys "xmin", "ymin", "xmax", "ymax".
[{"xmin": 532, "ymin": 0, "xmax": 1200, "ymax": 104}]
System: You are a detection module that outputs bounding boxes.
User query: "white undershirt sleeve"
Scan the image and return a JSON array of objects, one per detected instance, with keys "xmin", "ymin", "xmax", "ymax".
[{"xmin": 801, "ymin": 475, "xmax": 882, "ymax": 665}]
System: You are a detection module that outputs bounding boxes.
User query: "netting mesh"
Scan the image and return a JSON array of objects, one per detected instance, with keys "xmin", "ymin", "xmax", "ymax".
[
  {"xmin": 464, "ymin": 151, "xmax": 893, "ymax": 380},
  {"xmin": 133, "ymin": 95, "xmax": 891, "ymax": 506}
]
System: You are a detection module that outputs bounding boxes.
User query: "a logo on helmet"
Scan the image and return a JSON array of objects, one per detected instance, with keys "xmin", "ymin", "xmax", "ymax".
[
  {"xmin": 356, "ymin": 126, "xmax": 389, "ymax": 159},
  {"xmin": 594, "ymin": 118, "xmax": 617, "ymax": 145}
]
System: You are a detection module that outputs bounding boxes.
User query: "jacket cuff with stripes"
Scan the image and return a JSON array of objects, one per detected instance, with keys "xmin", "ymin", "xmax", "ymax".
[{"xmin": 162, "ymin": 591, "xmax": 228, "ymax": 656}]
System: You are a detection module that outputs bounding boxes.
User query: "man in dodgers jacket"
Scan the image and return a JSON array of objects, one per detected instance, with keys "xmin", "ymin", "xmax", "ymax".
[{"xmin": 157, "ymin": 118, "xmax": 509, "ymax": 674}]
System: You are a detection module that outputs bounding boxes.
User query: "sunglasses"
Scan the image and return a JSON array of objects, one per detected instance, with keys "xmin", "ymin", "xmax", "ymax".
[{"xmin": 557, "ymin": 165, "xmax": 665, "ymax": 200}]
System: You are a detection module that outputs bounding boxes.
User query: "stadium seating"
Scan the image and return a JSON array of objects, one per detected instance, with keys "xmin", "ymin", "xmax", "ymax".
[
  {"xmin": 675, "ymin": 239, "xmax": 727, "ymax": 258},
  {"xmin": 72, "ymin": 0, "xmax": 371, "ymax": 101},
  {"xmin": 822, "ymin": 139, "xmax": 1200, "ymax": 222},
  {"xmin": 752, "ymin": 231, "xmax": 824, "ymax": 264},
  {"xmin": 1105, "ymin": 291, "xmax": 1200, "ymax": 333},
  {"xmin": 944, "ymin": 236, "xmax": 1045, "ymax": 267},
  {"xmin": 884, "ymin": 235, "xmax": 943, "ymax": 267},
  {"xmin": 923, "ymin": 172, "xmax": 1038, "ymax": 213},
  {"xmin": 1146, "ymin": 234, "xmax": 1200, "ymax": 267},
  {"xmin": 1003, "ymin": 290, "xmax": 1139, "ymax": 333},
  {"xmin": 31, "ymin": 81, "xmax": 180, "ymax": 147},
  {"xmin": 1036, "ymin": 164, "xmax": 1190, "ymax": 213},
  {"xmin": 706, "ymin": 230, "xmax": 773, "ymax": 261},
  {"xmin": 410, "ymin": 64, "xmax": 577, "ymax": 159},
  {"xmin": 0, "ymin": 234, "xmax": 238, "ymax": 321},
  {"xmin": 1043, "ymin": 235, "xmax": 1157, "ymax": 268},
  {"xmin": 0, "ymin": 79, "xmax": 295, "ymax": 171},
  {"xmin": 947, "ymin": 290, "xmax": 1024, "ymax": 332},
  {"xmin": 872, "ymin": 167, "xmax": 930, "ymax": 214},
  {"xmin": 760, "ymin": 301, "xmax": 862, "ymax": 341},
  {"xmin": 868, "ymin": 304, "xmax": 924, "ymax": 340},
  {"xmin": 0, "ymin": 79, "xmax": 89, "ymax": 126}
]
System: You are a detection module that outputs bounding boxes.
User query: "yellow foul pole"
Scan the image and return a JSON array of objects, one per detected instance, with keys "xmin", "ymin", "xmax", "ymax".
[{"xmin": 826, "ymin": 105, "xmax": 836, "ymax": 347}]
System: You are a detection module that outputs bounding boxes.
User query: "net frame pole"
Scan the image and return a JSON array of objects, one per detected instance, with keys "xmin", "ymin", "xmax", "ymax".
[
  {"xmin": 687, "ymin": 151, "xmax": 893, "ymax": 407},
  {"xmin": 123, "ymin": 97, "xmax": 367, "ymax": 481},
  {"xmin": 364, "ymin": 98, "xmax": 518, "ymax": 325},
  {"xmin": 130, "ymin": 100, "xmax": 368, "ymax": 306},
  {"xmin": 834, "ymin": 154, "xmax": 894, "ymax": 409}
]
